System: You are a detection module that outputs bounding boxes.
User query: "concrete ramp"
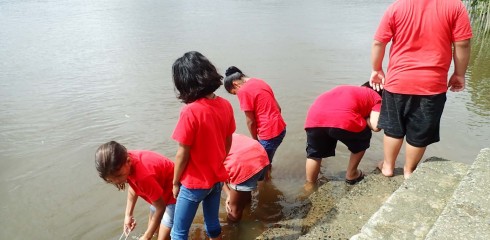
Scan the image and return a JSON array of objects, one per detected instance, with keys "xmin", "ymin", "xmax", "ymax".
[
  {"xmin": 351, "ymin": 157, "xmax": 469, "ymax": 240},
  {"xmin": 351, "ymin": 148, "xmax": 490, "ymax": 240},
  {"xmin": 425, "ymin": 148, "xmax": 490, "ymax": 240}
]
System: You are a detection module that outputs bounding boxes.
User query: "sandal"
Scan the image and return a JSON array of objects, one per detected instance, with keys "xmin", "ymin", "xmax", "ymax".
[{"xmin": 345, "ymin": 170, "xmax": 365, "ymax": 185}]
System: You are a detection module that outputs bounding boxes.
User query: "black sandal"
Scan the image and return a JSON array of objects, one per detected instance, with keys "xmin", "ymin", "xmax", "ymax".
[{"xmin": 345, "ymin": 170, "xmax": 365, "ymax": 185}]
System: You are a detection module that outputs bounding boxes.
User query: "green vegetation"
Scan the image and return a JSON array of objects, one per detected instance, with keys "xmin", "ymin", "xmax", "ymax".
[{"xmin": 466, "ymin": 0, "xmax": 490, "ymax": 34}]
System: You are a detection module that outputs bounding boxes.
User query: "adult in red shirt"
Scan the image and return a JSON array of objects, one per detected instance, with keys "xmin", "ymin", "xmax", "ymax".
[
  {"xmin": 171, "ymin": 51, "xmax": 235, "ymax": 240},
  {"xmin": 222, "ymin": 133, "xmax": 269, "ymax": 222},
  {"xmin": 304, "ymin": 85, "xmax": 382, "ymax": 185},
  {"xmin": 224, "ymin": 66, "xmax": 286, "ymax": 180},
  {"xmin": 95, "ymin": 142, "xmax": 176, "ymax": 240},
  {"xmin": 370, "ymin": 0, "xmax": 472, "ymax": 179}
]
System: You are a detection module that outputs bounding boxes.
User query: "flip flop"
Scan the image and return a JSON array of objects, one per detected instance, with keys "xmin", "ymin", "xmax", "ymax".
[{"xmin": 345, "ymin": 170, "xmax": 365, "ymax": 185}]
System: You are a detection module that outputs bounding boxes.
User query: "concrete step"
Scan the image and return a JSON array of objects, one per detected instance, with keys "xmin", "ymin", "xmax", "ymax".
[
  {"xmin": 351, "ymin": 157, "xmax": 470, "ymax": 240},
  {"xmin": 425, "ymin": 148, "xmax": 490, "ymax": 240},
  {"xmin": 256, "ymin": 169, "xmax": 405, "ymax": 240}
]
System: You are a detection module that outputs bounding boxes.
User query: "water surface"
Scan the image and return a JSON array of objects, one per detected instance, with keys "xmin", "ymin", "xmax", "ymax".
[{"xmin": 1, "ymin": 0, "xmax": 489, "ymax": 239}]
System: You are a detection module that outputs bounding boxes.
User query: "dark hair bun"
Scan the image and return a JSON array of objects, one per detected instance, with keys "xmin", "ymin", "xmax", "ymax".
[{"xmin": 225, "ymin": 66, "xmax": 242, "ymax": 77}]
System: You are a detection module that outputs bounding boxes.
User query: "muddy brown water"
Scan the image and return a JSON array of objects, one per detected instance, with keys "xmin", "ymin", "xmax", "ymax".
[{"xmin": 1, "ymin": 0, "xmax": 489, "ymax": 239}]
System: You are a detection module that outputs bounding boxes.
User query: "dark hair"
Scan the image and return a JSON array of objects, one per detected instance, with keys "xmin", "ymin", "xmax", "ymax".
[
  {"xmin": 95, "ymin": 141, "xmax": 128, "ymax": 190},
  {"xmin": 172, "ymin": 51, "xmax": 223, "ymax": 104},
  {"xmin": 361, "ymin": 81, "xmax": 383, "ymax": 97},
  {"xmin": 223, "ymin": 66, "xmax": 245, "ymax": 93}
]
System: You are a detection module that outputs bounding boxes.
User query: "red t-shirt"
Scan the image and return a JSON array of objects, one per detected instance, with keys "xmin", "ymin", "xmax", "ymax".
[
  {"xmin": 172, "ymin": 96, "xmax": 236, "ymax": 189},
  {"xmin": 223, "ymin": 133, "xmax": 269, "ymax": 185},
  {"xmin": 127, "ymin": 150, "xmax": 176, "ymax": 205},
  {"xmin": 237, "ymin": 78, "xmax": 286, "ymax": 140},
  {"xmin": 374, "ymin": 0, "xmax": 472, "ymax": 95},
  {"xmin": 304, "ymin": 86, "xmax": 381, "ymax": 132}
]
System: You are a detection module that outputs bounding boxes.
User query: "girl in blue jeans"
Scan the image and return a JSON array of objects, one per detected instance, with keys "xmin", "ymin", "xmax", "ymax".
[{"xmin": 170, "ymin": 51, "xmax": 235, "ymax": 240}]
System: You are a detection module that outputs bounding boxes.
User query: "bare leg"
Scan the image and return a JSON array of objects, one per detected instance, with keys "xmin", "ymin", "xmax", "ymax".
[
  {"xmin": 379, "ymin": 135, "xmax": 403, "ymax": 177},
  {"xmin": 148, "ymin": 210, "xmax": 160, "ymax": 238},
  {"xmin": 157, "ymin": 225, "xmax": 171, "ymax": 240},
  {"xmin": 306, "ymin": 158, "xmax": 322, "ymax": 183},
  {"xmin": 404, "ymin": 143, "xmax": 426, "ymax": 179},
  {"xmin": 345, "ymin": 150, "xmax": 365, "ymax": 180},
  {"xmin": 264, "ymin": 164, "xmax": 272, "ymax": 181},
  {"xmin": 226, "ymin": 188, "xmax": 252, "ymax": 223}
]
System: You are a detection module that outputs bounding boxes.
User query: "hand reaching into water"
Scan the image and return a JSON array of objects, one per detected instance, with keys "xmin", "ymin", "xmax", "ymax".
[
  {"xmin": 123, "ymin": 215, "xmax": 136, "ymax": 236},
  {"xmin": 370, "ymin": 70, "xmax": 385, "ymax": 91}
]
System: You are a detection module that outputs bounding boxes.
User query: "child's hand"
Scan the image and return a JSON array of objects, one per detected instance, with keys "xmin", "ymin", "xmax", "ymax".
[
  {"xmin": 123, "ymin": 216, "xmax": 136, "ymax": 235},
  {"xmin": 172, "ymin": 184, "xmax": 180, "ymax": 198}
]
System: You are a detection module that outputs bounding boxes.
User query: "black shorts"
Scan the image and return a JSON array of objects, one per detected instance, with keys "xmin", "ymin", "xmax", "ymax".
[
  {"xmin": 378, "ymin": 90, "xmax": 446, "ymax": 147},
  {"xmin": 305, "ymin": 127, "xmax": 372, "ymax": 159}
]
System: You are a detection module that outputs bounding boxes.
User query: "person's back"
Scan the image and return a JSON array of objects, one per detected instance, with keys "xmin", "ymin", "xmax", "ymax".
[
  {"xmin": 127, "ymin": 150, "xmax": 175, "ymax": 205},
  {"xmin": 224, "ymin": 133, "xmax": 269, "ymax": 185},
  {"xmin": 305, "ymin": 85, "xmax": 381, "ymax": 132},
  {"xmin": 174, "ymin": 96, "xmax": 234, "ymax": 188},
  {"xmin": 238, "ymin": 78, "xmax": 286, "ymax": 140},
  {"xmin": 375, "ymin": 0, "xmax": 472, "ymax": 95}
]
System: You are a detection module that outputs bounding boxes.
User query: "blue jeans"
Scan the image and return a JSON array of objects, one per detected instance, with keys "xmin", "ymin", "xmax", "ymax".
[
  {"xmin": 170, "ymin": 182, "xmax": 223, "ymax": 240},
  {"xmin": 259, "ymin": 129, "xmax": 286, "ymax": 163}
]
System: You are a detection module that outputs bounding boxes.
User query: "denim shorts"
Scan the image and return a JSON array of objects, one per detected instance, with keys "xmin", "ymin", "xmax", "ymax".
[
  {"xmin": 149, "ymin": 204, "xmax": 176, "ymax": 228},
  {"xmin": 227, "ymin": 167, "xmax": 266, "ymax": 191},
  {"xmin": 378, "ymin": 90, "xmax": 446, "ymax": 147},
  {"xmin": 170, "ymin": 182, "xmax": 223, "ymax": 240},
  {"xmin": 259, "ymin": 128, "xmax": 286, "ymax": 163}
]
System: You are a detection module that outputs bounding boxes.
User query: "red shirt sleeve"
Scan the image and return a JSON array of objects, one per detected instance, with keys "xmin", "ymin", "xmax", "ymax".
[
  {"xmin": 452, "ymin": 2, "xmax": 472, "ymax": 42},
  {"xmin": 374, "ymin": 5, "xmax": 394, "ymax": 43},
  {"xmin": 172, "ymin": 106, "xmax": 195, "ymax": 146}
]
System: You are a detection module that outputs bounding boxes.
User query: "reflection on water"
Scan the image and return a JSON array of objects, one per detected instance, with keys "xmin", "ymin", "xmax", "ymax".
[{"xmin": 467, "ymin": 31, "xmax": 490, "ymax": 117}]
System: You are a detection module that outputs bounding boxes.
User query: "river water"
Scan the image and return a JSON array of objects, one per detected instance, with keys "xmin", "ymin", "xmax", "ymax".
[{"xmin": 1, "ymin": 0, "xmax": 489, "ymax": 239}]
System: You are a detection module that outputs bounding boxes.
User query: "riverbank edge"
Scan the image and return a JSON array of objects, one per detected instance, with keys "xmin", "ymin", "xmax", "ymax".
[{"xmin": 257, "ymin": 147, "xmax": 490, "ymax": 239}]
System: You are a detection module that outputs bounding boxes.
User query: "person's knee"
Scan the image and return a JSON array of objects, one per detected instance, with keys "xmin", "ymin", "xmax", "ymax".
[
  {"xmin": 227, "ymin": 208, "xmax": 243, "ymax": 223},
  {"xmin": 226, "ymin": 200, "xmax": 245, "ymax": 223}
]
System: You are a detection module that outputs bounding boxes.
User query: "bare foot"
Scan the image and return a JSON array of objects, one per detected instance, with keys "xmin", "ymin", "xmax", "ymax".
[
  {"xmin": 303, "ymin": 181, "xmax": 316, "ymax": 194},
  {"xmin": 403, "ymin": 169, "xmax": 414, "ymax": 179},
  {"xmin": 377, "ymin": 160, "xmax": 394, "ymax": 177}
]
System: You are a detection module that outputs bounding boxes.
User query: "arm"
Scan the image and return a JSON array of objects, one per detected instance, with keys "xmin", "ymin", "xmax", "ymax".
[
  {"xmin": 173, "ymin": 143, "xmax": 191, "ymax": 198},
  {"xmin": 244, "ymin": 111, "xmax": 258, "ymax": 140},
  {"xmin": 370, "ymin": 40, "xmax": 387, "ymax": 91},
  {"xmin": 140, "ymin": 198, "xmax": 166, "ymax": 240},
  {"xmin": 222, "ymin": 183, "xmax": 232, "ymax": 213},
  {"xmin": 124, "ymin": 187, "xmax": 138, "ymax": 234},
  {"xmin": 225, "ymin": 134, "xmax": 232, "ymax": 156},
  {"xmin": 366, "ymin": 111, "xmax": 381, "ymax": 132},
  {"xmin": 448, "ymin": 39, "xmax": 471, "ymax": 92}
]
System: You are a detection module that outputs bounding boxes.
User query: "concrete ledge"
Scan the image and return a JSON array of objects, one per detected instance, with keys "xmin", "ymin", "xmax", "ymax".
[
  {"xmin": 426, "ymin": 148, "xmax": 490, "ymax": 240},
  {"xmin": 351, "ymin": 158, "xmax": 469, "ymax": 240}
]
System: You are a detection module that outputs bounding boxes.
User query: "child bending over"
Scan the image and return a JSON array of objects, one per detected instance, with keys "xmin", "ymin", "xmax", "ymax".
[{"xmin": 95, "ymin": 141, "xmax": 176, "ymax": 240}]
